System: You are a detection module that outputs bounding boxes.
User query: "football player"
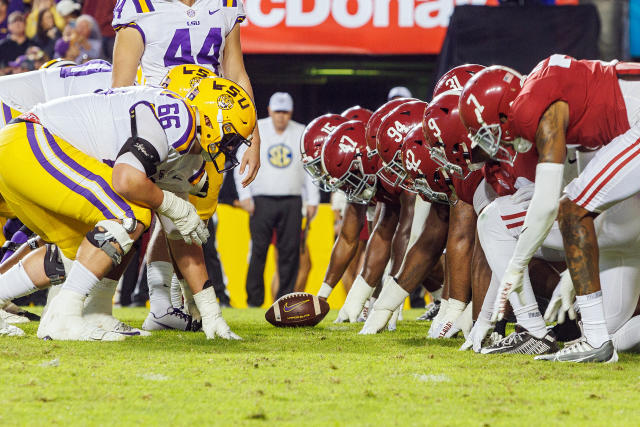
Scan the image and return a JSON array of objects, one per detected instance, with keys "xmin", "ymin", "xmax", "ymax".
[
  {"xmin": 320, "ymin": 102, "xmax": 423, "ymax": 325},
  {"xmin": 460, "ymin": 56, "xmax": 640, "ymax": 362},
  {"xmin": 111, "ymin": 0, "xmax": 260, "ymax": 327},
  {"xmin": 0, "ymin": 76, "xmax": 254, "ymax": 340}
]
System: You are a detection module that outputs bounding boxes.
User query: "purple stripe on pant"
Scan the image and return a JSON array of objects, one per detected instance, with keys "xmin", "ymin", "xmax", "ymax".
[{"xmin": 25, "ymin": 122, "xmax": 118, "ymax": 220}]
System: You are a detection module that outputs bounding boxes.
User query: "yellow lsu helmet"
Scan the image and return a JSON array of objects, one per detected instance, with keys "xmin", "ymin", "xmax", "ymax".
[
  {"xmin": 185, "ymin": 76, "xmax": 256, "ymax": 173},
  {"xmin": 40, "ymin": 58, "xmax": 77, "ymax": 69},
  {"xmin": 160, "ymin": 65, "xmax": 217, "ymax": 97}
]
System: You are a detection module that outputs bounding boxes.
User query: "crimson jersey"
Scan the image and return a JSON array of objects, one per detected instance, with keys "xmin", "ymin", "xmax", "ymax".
[
  {"xmin": 452, "ymin": 170, "xmax": 483, "ymax": 205},
  {"xmin": 483, "ymin": 148, "xmax": 538, "ymax": 196},
  {"xmin": 509, "ymin": 55, "xmax": 630, "ymax": 150}
]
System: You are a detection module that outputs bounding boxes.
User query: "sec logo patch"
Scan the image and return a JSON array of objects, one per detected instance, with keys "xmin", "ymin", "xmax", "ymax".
[{"xmin": 268, "ymin": 144, "xmax": 292, "ymax": 168}]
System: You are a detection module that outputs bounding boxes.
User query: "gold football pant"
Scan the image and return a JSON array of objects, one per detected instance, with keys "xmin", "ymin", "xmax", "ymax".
[{"xmin": 0, "ymin": 121, "xmax": 152, "ymax": 259}]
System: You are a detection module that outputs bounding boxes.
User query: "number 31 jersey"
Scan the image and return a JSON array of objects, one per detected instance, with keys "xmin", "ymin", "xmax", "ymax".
[{"xmin": 112, "ymin": 0, "xmax": 246, "ymax": 84}]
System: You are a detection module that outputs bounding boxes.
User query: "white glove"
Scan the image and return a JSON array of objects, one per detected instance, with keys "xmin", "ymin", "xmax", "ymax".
[
  {"xmin": 544, "ymin": 269, "xmax": 577, "ymax": 324},
  {"xmin": 510, "ymin": 183, "xmax": 535, "ymax": 205},
  {"xmin": 193, "ymin": 287, "xmax": 241, "ymax": 340},
  {"xmin": 491, "ymin": 265, "xmax": 525, "ymax": 322},
  {"xmin": 460, "ymin": 316, "xmax": 493, "ymax": 352},
  {"xmin": 334, "ymin": 275, "xmax": 373, "ymax": 323},
  {"xmin": 359, "ymin": 308, "xmax": 392, "ymax": 334},
  {"xmin": 157, "ymin": 190, "xmax": 209, "ymax": 245}
]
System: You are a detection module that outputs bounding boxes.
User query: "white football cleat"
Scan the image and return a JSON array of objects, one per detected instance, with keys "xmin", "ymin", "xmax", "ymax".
[
  {"xmin": 38, "ymin": 289, "xmax": 125, "ymax": 341},
  {"xmin": 85, "ymin": 313, "xmax": 150, "ymax": 337},
  {"xmin": 387, "ymin": 305, "xmax": 401, "ymax": 332},
  {"xmin": 0, "ymin": 317, "xmax": 24, "ymax": 336},
  {"xmin": 193, "ymin": 287, "xmax": 241, "ymax": 340},
  {"xmin": 142, "ymin": 307, "xmax": 195, "ymax": 331},
  {"xmin": 335, "ymin": 275, "xmax": 375, "ymax": 323},
  {"xmin": 0, "ymin": 308, "xmax": 30, "ymax": 324},
  {"xmin": 83, "ymin": 279, "xmax": 148, "ymax": 336}
]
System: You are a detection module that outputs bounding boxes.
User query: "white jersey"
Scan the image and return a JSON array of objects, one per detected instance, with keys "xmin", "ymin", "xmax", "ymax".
[
  {"xmin": 0, "ymin": 60, "xmax": 112, "ymax": 125},
  {"xmin": 31, "ymin": 85, "xmax": 201, "ymax": 193},
  {"xmin": 112, "ymin": 0, "xmax": 246, "ymax": 84}
]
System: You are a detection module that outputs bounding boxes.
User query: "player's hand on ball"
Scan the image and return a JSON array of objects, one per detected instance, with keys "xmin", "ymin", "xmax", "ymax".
[
  {"xmin": 157, "ymin": 190, "xmax": 209, "ymax": 245},
  {"xmin": 544, "ymin": 269, "xmax": 576, "ymax": 324},
  {"xmin": 491, "ymin": 266, "xmax": 524, "ymax": 322}
]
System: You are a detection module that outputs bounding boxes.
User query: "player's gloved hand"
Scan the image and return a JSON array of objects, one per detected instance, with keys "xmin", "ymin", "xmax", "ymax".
[
  {"xmin": 189, "ymin": 170, "xmax": 209, "ymax": 198},
  {"xmin": 544, "ymin": 269, "xmax": 576, "ymax": 324},
  {"xmin": 491, "ymin": 265, "xmax": 525, "ymax": 322},
  {"xmin": 334, "ymin": 276, "xmax": 372, "ymax": 323},
  {"xmin": 510, "ymin": 182, "xmax": 535, "ymax": 205},
  {"xmin": 359, "ymin": 307, "xmax": 392, "ymax": 334},
  {"xmin": 460, "ymin": 316, "xmax": 493, "ymax": 352},
  {"xmin": 157, "ymin": 190, "xmax": 209, "ymax": 245},
  {"xmin": 447, "ymin": 302, "xmax": 472, "ymax": 339},
  {"xmin": 193, "ymin": 287, "xmax": 242, "ymax": 340}
]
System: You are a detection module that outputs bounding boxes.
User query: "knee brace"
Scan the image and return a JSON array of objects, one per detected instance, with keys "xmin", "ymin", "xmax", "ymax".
[
  {"xmin": 86, "ymin": 220, "xmax": 135, "ymax": 266},
  {"xmin": 44, "ymin": 244, "xmax": 66, "ymax": 285}
]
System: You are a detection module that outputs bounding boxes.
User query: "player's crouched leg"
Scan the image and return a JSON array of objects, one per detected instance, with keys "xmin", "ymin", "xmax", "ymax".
[{"xmin": 38, "ymin": 219, "xmax": 147, "ymax": 342}]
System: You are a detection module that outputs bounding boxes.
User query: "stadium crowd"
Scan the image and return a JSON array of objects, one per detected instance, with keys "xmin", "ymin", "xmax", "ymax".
[{"xmin": 0, "ymin": 0, "xmax": 113, "ymax": 74}]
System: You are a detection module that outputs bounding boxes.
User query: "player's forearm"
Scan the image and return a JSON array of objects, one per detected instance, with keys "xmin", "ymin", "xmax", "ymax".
[
  {"xmin": 112, "ymin": 164, "xmax": 164, "ymax": 209},
  {"xmin": 396, "ymin": 206, "xmax": 449, "ymax": 292},
  {"xmin": 446, "ymin": 202, "xmax": 476, "ymax": 302},
  {"xmin": 323, "ymin": 232, "xmax": 359, "ymax": 287},
  {"xmin": 360, "ymin": 230, "xmax": 392, "ymax": 286},
  {"xmin": 111, "ymin": 28, "xmax": 144, "ymax": 88},
  {"xmin": 509, "ymin": 163, "xmax": 564, "ymax": 270}
]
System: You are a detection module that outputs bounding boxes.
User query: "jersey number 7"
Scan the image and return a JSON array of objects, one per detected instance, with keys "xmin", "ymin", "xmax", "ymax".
[{"xmin": 164, "ymin": 28, "xmax": 222, "ymax": 71}]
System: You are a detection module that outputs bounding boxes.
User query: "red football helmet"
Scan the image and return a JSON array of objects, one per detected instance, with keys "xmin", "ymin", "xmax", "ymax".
[
  {"xmin": 376, "ymin": 100, "xmax": 427, "ymax": 190},
  {"xmin": 301, "ymin": 114, "xmax": 349, "ymax": 191},
  {"xmin": 402, "ymin": 125, "xmax": 456, "ymax": 205},
  {"xmin": 432, "ymin": 64, "xmax": 486, "ymax": 98},
  {"xmin": 341, "ymin": 106, "xmax": 373, "ymax": 123},
  {"xmin": 365, "ymin": 98, "xmax": 414, "ymax": 157},
  {"xmin": 423, "ymin": 90, "xmax": 481, "ymax": 180},
  {"xmin": 458, "ymin": 65, "xmax": 525, "ymax": 165},
  {"xmin": 321, "ymin": 121, "xmax": 378, "ymax": 204}
]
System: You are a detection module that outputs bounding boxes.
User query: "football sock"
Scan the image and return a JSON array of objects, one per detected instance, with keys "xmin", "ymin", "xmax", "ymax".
[
  {"xmin": 62, "ymin": 261, "xmax": 99, "ymax": 297},
  {"xmin": 317, "ymin": 282, "xmax": 333, "ymax": 299},
  {"xmin": 83, "ymin": 278, "xmax": 117, "ymax": 315},
  {"xmin": 430, "ymin": 286, "xmax": 443, "ymax": 303},
  {"xmin": 170, "ymin": 274, "xmax": 183, "ymax": 308},
  {"xmin": 147, "ymin": 261, "xmax": 173, "ymax": 312},
  {"xmin": 0, "ymin": 262, "xmax": 37, "ymax": 303},
  {"xmin": 576, "ymin": 291, "xmax": 610, "ymax": 348},
  {"xmin": 511, "ymin": 303, "xmax": 548, "ymax": 339}
]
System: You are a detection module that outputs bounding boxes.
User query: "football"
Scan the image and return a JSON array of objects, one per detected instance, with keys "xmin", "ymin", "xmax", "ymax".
[{"xmin": 265, "ymin": 292, "xmax": 330, "ymax": 327}]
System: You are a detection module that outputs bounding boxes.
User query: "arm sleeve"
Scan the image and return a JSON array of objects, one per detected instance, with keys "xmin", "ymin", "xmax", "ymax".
[
  {"xmin": 508, "ymin": 162, "xmax": 565, "ymax": 270},
  {"xmin": 303, "ymin": 171, "xmax": 320, "ymax": 206},
  {"xmin": 114, "ymin": 102, "xmax": 169, "ymax": 173},
  {"xmin": 233, "ymin": 143, "xmax": 251, "ymax": 200}
]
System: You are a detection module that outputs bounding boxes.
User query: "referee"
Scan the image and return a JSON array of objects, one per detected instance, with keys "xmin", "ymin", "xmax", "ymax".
[{"xmin": 235, "ymin": 92, "xmax": 320, "ymax": 307}]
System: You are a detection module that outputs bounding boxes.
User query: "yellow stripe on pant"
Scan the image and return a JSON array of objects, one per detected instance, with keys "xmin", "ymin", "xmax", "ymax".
[{"xmin": 0, "ymin": 122, "xmax": 152, "ymax": 259}]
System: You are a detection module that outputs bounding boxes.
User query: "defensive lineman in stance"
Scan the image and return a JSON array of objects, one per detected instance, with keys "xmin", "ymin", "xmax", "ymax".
[{"xmin": 0, "ymin": 76, "xmax": 255, "ymax": 340}]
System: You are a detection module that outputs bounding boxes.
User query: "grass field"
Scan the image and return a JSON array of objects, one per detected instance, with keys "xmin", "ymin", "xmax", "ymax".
[{"xmin": 2, "ymin": 308, "xmax": 640, "ymax": 426}]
